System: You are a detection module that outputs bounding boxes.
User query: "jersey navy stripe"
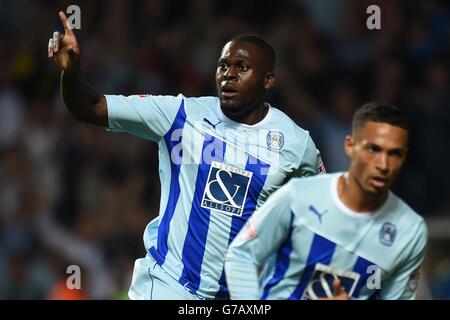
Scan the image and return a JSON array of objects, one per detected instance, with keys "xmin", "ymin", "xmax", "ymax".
[
  {"xmin": 215, "ymin": 271, "xmax": 229, "ymax": 300},
  {"xmin": 180, "ymin": 134, "xmax": 226, "ymax": 293},
  {"xmin": 215, "ymin": 155, "xmax": 271, "ymax": 299},
  {"xmin": 157, "ymin": 100, "xmax": 187, "ymax": 263},
  {"xmin": 288, "ymin": 234, "xmax": 336, "ymax": 299},
  {"xmin": 235, "ymin": 155, "xmax": 271, "ymax": 237},
  {"xmin": 352, "ymin": 256, "xmax": 376, "ymax": 298},
  {"xmin": 261, "ymin": 211, "xmax": 295, "ymax": 299}
]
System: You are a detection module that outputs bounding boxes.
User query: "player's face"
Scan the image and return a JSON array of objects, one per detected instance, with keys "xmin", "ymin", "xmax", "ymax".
[
  {"xmin": 346, "ymin": 121, "xmax": 408, "ymax": 195},
  {"xmin": 216, "ymin": 41, "xmax": 274, "ymax": 117}
]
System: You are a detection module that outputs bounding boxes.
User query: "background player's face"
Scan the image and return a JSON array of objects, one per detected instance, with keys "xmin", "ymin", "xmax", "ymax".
[
  {"xmin": 345, "ymin": 121, "xmax": 408, "ymax": 195},
  {"xmin": 216, "ymin": 41, "xmax": 274, "ymax": 117}
]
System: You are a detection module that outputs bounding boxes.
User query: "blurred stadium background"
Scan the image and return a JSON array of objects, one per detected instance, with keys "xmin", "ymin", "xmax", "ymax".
[{"xmin": 0, "ymin": 0, "xmax": 449, "ymax": 299}]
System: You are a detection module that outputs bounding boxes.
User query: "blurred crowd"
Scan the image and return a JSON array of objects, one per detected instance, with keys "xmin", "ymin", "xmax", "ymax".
[{"xmin": 0, "ymin": 0, "xmax": 449, "ymax": 299}]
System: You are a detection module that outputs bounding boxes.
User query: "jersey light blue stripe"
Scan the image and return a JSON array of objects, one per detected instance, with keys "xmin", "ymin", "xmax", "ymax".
[
  {"xmin": 157, "ymin": 100, "xmax": 187, "ymax": 263},
  {"xmin": 288, "ymin": 234, "xmax": 336, "ymax": 300},
  {"xmin": 180, "ymin": 134, "xmax": 226, "ymax": 293},
  {"xmin": 261, "ymin": 211, "xmax": 295, "ymax": 299}
]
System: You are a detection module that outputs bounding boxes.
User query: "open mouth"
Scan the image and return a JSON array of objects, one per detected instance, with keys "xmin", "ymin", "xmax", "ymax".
[
  {"xmin": 221, "ymin": 85, "xmax": 239, "ymax": 98},
  {"xmin": 371, "ymin": 176, "xmax": 388, "ymax": 188}
]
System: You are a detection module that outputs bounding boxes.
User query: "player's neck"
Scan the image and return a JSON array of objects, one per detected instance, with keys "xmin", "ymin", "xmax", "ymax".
[
  {"xmin": 222, "ymin": 103, "xmax": 268, "ymax": 125},
  {"xmin": 338, "ymin": 174, "xmax": 388, "ymax": 213}
]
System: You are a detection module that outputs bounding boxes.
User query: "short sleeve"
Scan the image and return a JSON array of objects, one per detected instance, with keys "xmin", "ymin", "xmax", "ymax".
[
  {"xmin": 380, "ymin": 220, "xmax": 428, "ymax": 300},
  {"xmin": 105, "ymin": 94, "xmax": 184, "ymax": 142},
  {"xmin": 293, "ymin": 135, "xmax": 326, "ymax": 178}
]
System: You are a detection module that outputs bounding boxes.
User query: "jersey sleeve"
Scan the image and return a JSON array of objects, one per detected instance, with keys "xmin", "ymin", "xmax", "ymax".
[
  {"xmin": 292, "ymin": 134, "xmax": 326, "ymax": 178},
  {"xmin": 380, "ymin": 220, "xmax": 428, "ymax": 300},
  {"xmin": 224, "ymin": 181, "xmax": 294, "ymax": 300},
  {"xmin": 105, "ymin": 94, "xmax": 184, "ymax": 142}
]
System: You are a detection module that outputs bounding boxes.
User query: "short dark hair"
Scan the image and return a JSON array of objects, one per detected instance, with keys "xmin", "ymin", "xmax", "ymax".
[
  {"xmin": 229, "ymin": 34, "xmax": 275, "ymax": 71},
  {"xmin": 352, "ymin": 102, "xmax": 410, "ymax": 135}
]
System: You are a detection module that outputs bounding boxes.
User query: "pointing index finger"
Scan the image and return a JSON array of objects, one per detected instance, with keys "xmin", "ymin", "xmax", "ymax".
[{"xmin": 59, "ymin": 11, "xmax": 74, "ymax": 35}]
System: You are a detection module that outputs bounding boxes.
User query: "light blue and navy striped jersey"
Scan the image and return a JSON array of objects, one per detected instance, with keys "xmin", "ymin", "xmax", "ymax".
[
  {"xmin": 105, "ymin": 94, "xmax": 324, "ymax": 299},
  {"xmin": 225, "ymin": 173, "xmax": 428, "ymax": 300}
]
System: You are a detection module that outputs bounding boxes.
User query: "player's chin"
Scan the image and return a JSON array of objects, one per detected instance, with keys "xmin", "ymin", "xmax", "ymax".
[
  {"xmin": 220, "ymin": 98, "xmax": 242, "ymax": 113},
  {"xmin": 365, "ymin": 183, "xmax": 389, "ymax": 195}
]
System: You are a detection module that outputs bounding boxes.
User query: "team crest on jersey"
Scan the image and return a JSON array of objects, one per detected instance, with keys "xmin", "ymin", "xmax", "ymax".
[
  {"xmin": 201, "ymin": 161, "xmax": 253, "ymax": 216},
  {"xmin": 302, "ymin": 264, "xmax": 360, "ymax": 300},
  {"xmin": 266, "ymin": 131, "xmax": 284, "ymax": 151},
  {"xmin": 379, "ymin": 222, "xmax": 396, "ymax": 246}
]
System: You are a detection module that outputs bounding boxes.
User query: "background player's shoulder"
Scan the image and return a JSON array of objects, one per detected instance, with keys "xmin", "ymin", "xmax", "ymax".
[
  {"xmin": 391, "ymin": 193, "xmax": 425, "ymax": 222},
  {"xmin": 387, "ymin": 193, "xmax": 428, "ymax": 237},
  {"xmin": 287, "ymin": 173, "xmax": 335, "ymax": 194},
  {"xmin": 284, "ymin": 174, "xmax": 336, "ymax": 217}
]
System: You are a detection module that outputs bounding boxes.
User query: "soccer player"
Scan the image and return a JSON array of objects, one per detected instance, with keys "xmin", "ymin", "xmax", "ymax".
[
  {"xmin": 225, "ymin": 103, "xmax": 428, "ymax": 300},
  {"xmin": 48, "ymin": 12, "xmax": 324, "ymax": 299}
]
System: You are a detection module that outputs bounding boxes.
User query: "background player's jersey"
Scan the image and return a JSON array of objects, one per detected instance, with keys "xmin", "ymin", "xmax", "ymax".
[
  {"xmin": 225, "ymin": 173, "xmax": 428, "ymax": 300},
  {"xmin": 105, "ymin": 94, "xmax": 324, "ymax": 299}
]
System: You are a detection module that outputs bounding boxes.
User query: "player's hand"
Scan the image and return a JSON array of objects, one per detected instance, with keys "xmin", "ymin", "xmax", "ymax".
[
  {"xmin": 318, "ymin": 278, "xmax": 351, "ymax": 300},
  {"xmin": 48, "ymin": 11, "xmax": 80, "ymax": 71}
]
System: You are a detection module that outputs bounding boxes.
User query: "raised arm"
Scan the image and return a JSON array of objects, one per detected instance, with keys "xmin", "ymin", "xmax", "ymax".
[{"xmin": 48, "ymin": 11, "xmax": 107, "ymax": 126}]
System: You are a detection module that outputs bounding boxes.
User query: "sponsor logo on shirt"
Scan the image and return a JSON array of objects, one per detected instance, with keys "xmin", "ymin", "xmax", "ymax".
[
  {"xmin": 202, "ymin": 118, "xmax": 222, "ymax": 130},
  {"xmin": 308, "ymin": 205, "xmax": 328, "ymax": 224},
  {"xmin": 302, "ymin": 264, "xmax": 360, "ymax": 300},
  {"xmin": 201, "ymin": 161, "xmax": 253, "ymax": 216}
]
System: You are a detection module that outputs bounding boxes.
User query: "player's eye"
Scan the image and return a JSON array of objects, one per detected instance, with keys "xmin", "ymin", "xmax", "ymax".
[
  {"xmin": 389, "ymin": 149, "xmax": 404, "ymax": 158},
  {"xmin": 367, "ymin": 145, "xmax": 381, "ymax": 153},
  {"xmin": 239, "ymin": 65, "xmax": 249, "ymax": 72},
  {"xmin": 218, "ymin": 63, "xmax": 228, "ymax": 71}
]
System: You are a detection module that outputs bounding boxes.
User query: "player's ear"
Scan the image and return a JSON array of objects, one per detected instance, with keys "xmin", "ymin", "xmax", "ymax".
[
  {"xmin": 344, "ymin": 135, "xmax": 354, "ymax": 158},
  {"xmin": 264, "ymin": 72, "xmax": 274, "ymax": 90}
]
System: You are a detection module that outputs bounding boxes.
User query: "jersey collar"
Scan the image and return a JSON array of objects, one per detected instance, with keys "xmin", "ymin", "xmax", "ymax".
[
  {"xmin": 216, "ymin": 99, "xmax": 273, "ymax": 129},
  {"xmin": 330, "ymin": 172, "xmax": 391, "ymax": 220}
]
